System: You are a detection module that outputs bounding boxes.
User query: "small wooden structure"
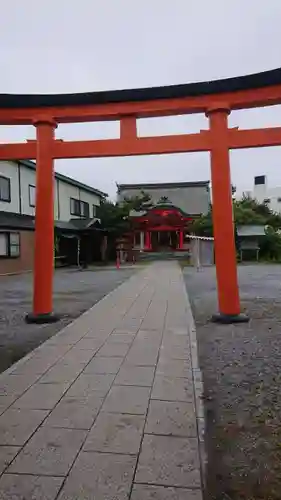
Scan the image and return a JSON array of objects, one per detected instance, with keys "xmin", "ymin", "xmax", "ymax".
[{"xmin": 237, "ymin": 225, "xmax": 266, "ymax": 261}]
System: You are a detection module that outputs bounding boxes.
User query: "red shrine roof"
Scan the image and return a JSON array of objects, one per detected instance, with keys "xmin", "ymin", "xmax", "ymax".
[
  {"xmin": 128, "ymin": 202, "xmax": 197, "ymax": 231},
  {"xmin": 129, "ymin": 201, "xmax": 194, "ymax": 218}
]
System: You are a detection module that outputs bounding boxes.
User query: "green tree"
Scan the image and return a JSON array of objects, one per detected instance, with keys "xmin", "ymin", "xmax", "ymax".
[
  {"xmin": 191, "ymin": 206, "xmax": 213, "ymax": 236},
  {"xmin": 123, "ymin": 191, "xmax": 152, "ymax": 211},
  {"xmin": 260, "ymin": 226, "xmax": 281, "ymax": 261},
  {"xmin": 97, "ymin": 191, "xmax": 152, "ymax": 235},
  {"xmin": 158, "ymin": 196, "xmax": 170, "ymax": 204},
  {"xmin": 97, "ymin": 191, "xmax": 152, "ymax": 261},
  {"xmin": 192, "ymin": 193, "xmax": 281, "ymax": 260}
]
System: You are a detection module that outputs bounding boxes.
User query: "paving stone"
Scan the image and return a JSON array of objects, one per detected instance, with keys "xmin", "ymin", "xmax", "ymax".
[
  {"xmin": 125, "ymin": 347, "xmax": 159, "ymax": 366},
  {"xmin": 162, "ymin": 334, "xmax": 190, "ymax": 348},
  {"xmin": 44, "ymin": 331, "xmax": 84, "ymax": 345},
  {"xmin": 131, "ymin": 484, "xmax": 203, "ymax": 500},
  {"xmin": 0, "ymin": 396, "xmax": 17, "ymax": 415},
  {"xmin": 106, "ymin": 333, "xmax": 135, "ymax": 344},
  {"xmin": 0, "ymin": 374, "xmax": 38, "ymax": 397},
  {"xmin": 38, "ymin": 363, "xmax": 84, "ymax": 384},
  {"xmin": 163, "ymin": 327, "xmax": 187, "ymax": 336},
  {"xmin": 145, "ymin": 400, "xmax": 197, "ymax": 437},
  {"xmin": 151, "ymin": 376, "xmax": 194, "ymax": 402},
  {"xmin": 73, "ymin": 338, "xmax": 103, "ymax": 351},
  {"xmin": 135, "ymin": 434, "xmax": 201, "ymax": 488},
  {"xmin": 83, "ymin": 412, "xmax": 145, "ymax": 454},
  {"xmin": 66, "ymin": 373, "xmax": 114, "ymax": 398},
  {"xmin": 116, "ymin": 321, "xmax": 143, "ymax": 333},
  {"xmin": 0, "ymin": 447, "xmax": 21, "ymax": 474},
  {"xmin": 83, "ymin": 327, "xmax": 112, "ymax": 338},
  {"xmin": 96, "ymin": 342, "xmax": 130, "ymax": 358},
  {"xmin": 133, "ymin": 340, "xmax": 162, "ymax": 352},
  {"xmin": 165, "ymin": 317, "xmax": 188, "ymax": 328},
  {"xmin": 44, "ymin": 395, "xmax": 103, "ymax": 429},
  {"xmin": 141, "ymin": 321, "xmax": 165, "ymax": 331},
  {"xmin": 34, "ymin": 344, "xmax": 73, "ymax": 358},
  {"xmin": 59, "ymin": 348, "xmax": 96, "ymax": 364},
  {"xmin": 156, "ymin": 358, "xmax": 192, "ymax": 378},
  {"xmin": 9, "ymin": 357, "xmax": 57, "ymax": 376},
  {"xmin": 115, "ymin": 366, "xmax": 155, "ymax": 387},
  {"xmin": 112, "ymin": 328, "xmax": 139, "ymax": 334},
  {"xmin": 0, "ymin": 473, "xmax": 64, "ymax": 499},
  {"xmin": 12, "ymin": 383, "xmax": 69, "ymax": 410},
  {"xmin": 83, "ymin": 356, "xmax": 124, "ymax": 374},
  {"xmin": 0, "ymin": 408, "xmax": 49, "ymax": 445},
  {"xmin": 135, "ymin": 330, "xmax": 163, "ymax": 342},
  {"xmin": 8, "ymin": 427, "xmax": 87, "ymax": 476},
  {"xmin": 160, "ymin": 345, "xmax": 191, "ymax": 360},
  {"xmin": 102, "ymin": 385, "xmax": 150, "ymax": 415},
  {"xmin": 57, "ymin": 451, "xmax": 136, "ymax": 500},
  {"xmin": 82, "ymin": 332, "xmax": 111, "ymax": 342}
]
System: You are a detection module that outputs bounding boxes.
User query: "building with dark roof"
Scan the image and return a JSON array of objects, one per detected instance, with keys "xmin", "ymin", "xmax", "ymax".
[
  {"xmin": 117, "ymin": 180, "xmax": 210, "ymax": 215},
  {"xmin": 0, "ymin": 160, "xmax": 108, "ymax": 274}
]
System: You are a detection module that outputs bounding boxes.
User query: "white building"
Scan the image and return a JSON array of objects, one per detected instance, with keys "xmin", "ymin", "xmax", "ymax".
[
  {"xmin": 0, "ymin": 160, "xmax": 107, "ymax": 275},
  {"xmin": 0, "ymin": 159, "xmax": 107, "ymax": 221},
  {"xmin": 246, "ymin": 175, "xmax": 281, "ymax": 213}
]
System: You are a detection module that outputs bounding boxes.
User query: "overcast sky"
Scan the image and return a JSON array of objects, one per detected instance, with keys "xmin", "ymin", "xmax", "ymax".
[{"xmin": 0, "ymin": 0, "xmax": 281, "ymax": 198}]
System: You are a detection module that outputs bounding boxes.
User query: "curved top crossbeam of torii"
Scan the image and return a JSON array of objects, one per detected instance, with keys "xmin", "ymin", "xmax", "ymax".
[
  {"xmin": 0, "ymin": 67, "xmax": 281, "ymax": 112},
  {"xmin": 1, "ymin": 67, "xmax": 281, "ymax": 161}
]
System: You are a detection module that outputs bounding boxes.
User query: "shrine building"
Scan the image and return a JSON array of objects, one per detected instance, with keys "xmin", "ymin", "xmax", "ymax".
[{"xmin": 117, "ymin": 181, "xmax": 210, "ymax": 252}]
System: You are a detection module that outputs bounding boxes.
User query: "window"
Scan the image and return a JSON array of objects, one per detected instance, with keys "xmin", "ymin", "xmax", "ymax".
[
  {"xmin": 70, "ymin": 198, "xmax": 89, "ymax": 218},
  {"xmin": 0, "ymin": 176, "xmax": 11, "ymax": 202},
  {"xmin": 9, "ymin": 233, "xmax": 20, "ymax": 256},
  {"xmin": 29, "ymin": 185, "xmax": 36, "ymax": 207},
  {"xmin": 0, "ymin": 234, "xmax": 7, "ymax": 256},
  {"xmin": 278, "ymin": 197, "xmax": 281, "ymax": 203},
  {"xmin": 0, "ymin": 232, "xmax": 20, "ymax": 258},
  {"xmin": 92, "ymin": 205, "xmax": 97, "ymax": 217},
  {"xmin": 70, "ymin": 198, "xmax": 80, "ymax": 216},
  {"xmin": 80, "ymin": 201, "xmax": 89, "ymax": 218},
  {"xmin": 255, "ymin": 175, "xmax": 266, "ymax": 186}
]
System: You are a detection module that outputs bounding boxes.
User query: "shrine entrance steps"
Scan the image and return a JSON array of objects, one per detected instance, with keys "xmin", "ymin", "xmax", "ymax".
[
  {"xmin": 0, "ymin": 261, "xmax": 205, "ymax": 499},
  {"xmin": 138, "ymin": 250, "xmax": 190, "ymax": 261}
]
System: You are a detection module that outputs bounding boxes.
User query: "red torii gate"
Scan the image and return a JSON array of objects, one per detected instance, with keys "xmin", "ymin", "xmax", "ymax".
[{"xmin": 1, "ymin": 68, "xmax": 281, "ymax": 324}]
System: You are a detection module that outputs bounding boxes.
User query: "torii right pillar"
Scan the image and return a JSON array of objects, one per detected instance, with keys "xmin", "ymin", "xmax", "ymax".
[{"xmin": 207, "ymin": 105, "xmax": 249, "ymax": 323}]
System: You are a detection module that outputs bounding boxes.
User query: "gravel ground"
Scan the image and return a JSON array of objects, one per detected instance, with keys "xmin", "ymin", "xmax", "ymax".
[
  {"xmin": 183, "ymin": 264, "xmax": 281, "ymax": 500},
  {"xmin": 0, "ymin": 267, "xmax": 136, "ymax": 374}
]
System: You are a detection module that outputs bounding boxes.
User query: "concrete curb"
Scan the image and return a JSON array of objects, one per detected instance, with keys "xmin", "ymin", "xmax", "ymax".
[{"xmin": 181, "ymin": 271, "xmax": 207, "ymax": 489}]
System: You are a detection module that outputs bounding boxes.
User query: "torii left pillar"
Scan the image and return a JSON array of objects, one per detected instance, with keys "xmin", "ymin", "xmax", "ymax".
[{"xmin": 26, "ymin": 118, "xmax": 59, "ymax": 324}]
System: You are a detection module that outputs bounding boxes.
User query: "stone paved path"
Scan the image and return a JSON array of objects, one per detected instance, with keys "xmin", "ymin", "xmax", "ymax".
[{"xmin": 0, "ymin": 262, "xmax": 204, "ymax": 499}]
